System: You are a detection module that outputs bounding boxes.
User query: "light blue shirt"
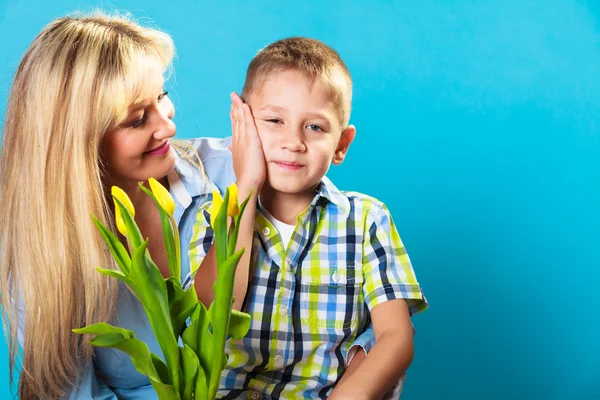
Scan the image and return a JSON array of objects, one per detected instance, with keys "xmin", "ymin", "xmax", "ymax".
[{"xmin": 22, "ymin": 137, "xmax": 375, "ymax": 399}]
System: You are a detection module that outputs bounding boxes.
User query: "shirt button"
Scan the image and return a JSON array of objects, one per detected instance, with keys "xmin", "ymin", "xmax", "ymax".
[
  {"xmin": 274, "ymin": 353, "xmax": 284, "ymax": 366},
  {"xmin": 261, "ymin": 227, "xmax": 270, "ymax": 236},
  {"xmin": 331, "ymin": 272, "xmax": 340, "ymax": 283},
  {"xmin": 281, "ymin": 306, "xmax": 288, "ymax": 316},
  {"xmin": 251, "ymin": 391, "xmax": 261, "ymax": 400}
]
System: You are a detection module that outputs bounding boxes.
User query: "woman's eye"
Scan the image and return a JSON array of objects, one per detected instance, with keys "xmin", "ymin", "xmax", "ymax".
[
  {"xmin": 158, "ymin": 90, "xmax": 169, "ymax": 102},
  {"xmin": 131, "ymin": 115, "xmax": 147, "ymax": 128}
]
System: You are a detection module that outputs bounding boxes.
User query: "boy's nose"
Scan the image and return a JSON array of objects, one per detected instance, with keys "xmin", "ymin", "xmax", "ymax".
[{"xmin": 280, "ymin": 128, "xmax": 306, "ymax": 152}]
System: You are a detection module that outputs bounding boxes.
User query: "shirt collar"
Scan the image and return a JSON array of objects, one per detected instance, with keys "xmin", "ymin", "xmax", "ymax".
[
  {"xmin": 168, "ymin": 148, "xmax": 213, "ymax": 209},
  {"xmin": 310, "ymin": 176, "xmax": 351, "ymax": 218}
]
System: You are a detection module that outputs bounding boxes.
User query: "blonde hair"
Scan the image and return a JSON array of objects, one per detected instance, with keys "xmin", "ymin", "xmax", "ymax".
[
  {"xmin": 241, "ymin": 37, "xmax": 353, "ymax": 127},
  {"xmin": 0, "ymin": 11, "xmax": 175, "ymax": 399}
]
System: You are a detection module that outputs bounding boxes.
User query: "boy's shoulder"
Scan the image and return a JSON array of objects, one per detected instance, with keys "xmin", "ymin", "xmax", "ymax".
[
  {"xmin": 321, "ymin": 177, "xmax": 389, "ymax": 221},
  {"xmin": 340, "ymin": 189, "xmax": 385, "ymax": 207}
]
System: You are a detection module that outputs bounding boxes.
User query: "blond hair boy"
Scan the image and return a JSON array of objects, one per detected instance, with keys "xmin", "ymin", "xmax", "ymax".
[{"xmin": 190, "ymin": 37, "xmax": 427, "ymax": 399}]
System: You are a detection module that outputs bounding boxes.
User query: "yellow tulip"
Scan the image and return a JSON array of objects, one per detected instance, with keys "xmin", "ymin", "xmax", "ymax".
[
  {"xmin": 227, "ymin": 183, "xmax": 240, "ymax": 217},
  {"xmin": 111, "ymin": 186, "xmax": 135, "ymax": 236},
  {"xmin": 209, "ymin": 189, "xmax": 223, "ymax": 227},
  {"xmin": 148, "ymin": 177, "xmax": 175, "ymax": 216},
  {"xmin": 209, "ymin": 184, "xmax": 242, "ymax": 227}
]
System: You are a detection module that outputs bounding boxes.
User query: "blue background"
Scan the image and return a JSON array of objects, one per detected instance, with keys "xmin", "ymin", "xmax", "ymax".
[{"xmin": 1, "ymin": 1, "xmax": 599, "ymax": 399}]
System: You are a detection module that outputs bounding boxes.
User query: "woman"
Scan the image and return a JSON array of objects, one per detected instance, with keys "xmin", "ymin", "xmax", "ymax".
[
  {"xmin": 0, "ymin": 12, "xmax": 260, "ymax": 399},
  {"xmin": 0, "ymin": 11, "xmax": 375, "ymax": 399}
]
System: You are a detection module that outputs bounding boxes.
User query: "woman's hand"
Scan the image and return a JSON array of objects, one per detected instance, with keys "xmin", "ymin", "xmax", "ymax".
[{"xmin": 230, "ymin": 92, "xmax": 266, "ymax": 197}]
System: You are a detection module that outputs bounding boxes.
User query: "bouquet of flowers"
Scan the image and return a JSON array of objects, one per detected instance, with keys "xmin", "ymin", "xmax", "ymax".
[{"xmin": 73, "ymin": 179, "xmax": 251, "ymax": 399}]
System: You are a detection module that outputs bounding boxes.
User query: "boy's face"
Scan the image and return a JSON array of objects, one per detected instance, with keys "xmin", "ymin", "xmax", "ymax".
[{"xmin": 247, "ymin": 69, "xmax": 355, "ymax": 202}]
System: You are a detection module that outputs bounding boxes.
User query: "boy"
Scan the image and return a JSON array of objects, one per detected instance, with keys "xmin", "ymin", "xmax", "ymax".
[{"xmin": 190, "ymin": 37, "xmax": 427, "ymax": 399}]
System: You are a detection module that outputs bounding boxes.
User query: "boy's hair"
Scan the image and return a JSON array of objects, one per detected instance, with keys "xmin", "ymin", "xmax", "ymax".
[{"xmin": 241, "ymin": 37, "xmax": 353, "ymax": 128}]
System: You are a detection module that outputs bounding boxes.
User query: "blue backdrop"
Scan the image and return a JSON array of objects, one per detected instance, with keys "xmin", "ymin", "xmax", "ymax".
[{"xmin": 1, "ymin": 1, "xmax": 599, "ymax": 399}]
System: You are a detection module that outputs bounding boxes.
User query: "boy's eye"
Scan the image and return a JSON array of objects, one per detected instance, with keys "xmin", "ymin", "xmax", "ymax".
[
  {"xmin": 306, "ymin": 124, "xmax": 324, "ymax": 132},
  {"xmin": 158, "ymin": 90, "xmax": 169, "ymax": 102},
  {"xmin": 266, "ymin": 118, "xmax": 282, "ymax": 124}
]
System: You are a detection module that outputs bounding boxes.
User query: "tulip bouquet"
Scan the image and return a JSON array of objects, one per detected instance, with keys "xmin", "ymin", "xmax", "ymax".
[{"xmin": 73, "ymin": 179, "xmax": 251, "ymax": 399}]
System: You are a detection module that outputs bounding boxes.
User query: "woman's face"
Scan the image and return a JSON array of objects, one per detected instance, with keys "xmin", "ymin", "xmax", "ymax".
[{"xmin": 101, "ymin": 89, "xmax": 176, "ymax": 189}]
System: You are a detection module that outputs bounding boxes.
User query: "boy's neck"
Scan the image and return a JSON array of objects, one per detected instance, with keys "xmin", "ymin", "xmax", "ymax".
[{"xmin": 260, "ymin": 184, "xmax": 317, "ymax": 225}]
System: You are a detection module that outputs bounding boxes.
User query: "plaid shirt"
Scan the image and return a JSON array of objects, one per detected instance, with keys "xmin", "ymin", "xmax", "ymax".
[{"xmin": 189, "ymin": 177, "xmax": 427, "ymax": 399}]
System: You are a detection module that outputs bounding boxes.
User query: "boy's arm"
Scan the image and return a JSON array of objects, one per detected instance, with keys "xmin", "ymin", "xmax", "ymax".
[
  {"xmin": 193, "ymin": 207, "xmax": 255, "ymax": 310},
  {"xmin": 193, "ymin": 93, "xmax": 265, "ymax": 310},
  {"xmin": 329, "ymin": 299, "xmax": 413, "ymax": 400},
  {"xmin": 229, "ymin": 93, "xmax": 264, "ymax": 309},
  {"xmin": 331, "ymin": 203, "xmax": 427, "ymax": 399}
]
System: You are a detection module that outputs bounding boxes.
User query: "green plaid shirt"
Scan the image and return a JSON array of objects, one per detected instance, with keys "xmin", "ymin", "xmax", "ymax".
[{"xmin": 189, "ymin": 177, "xmax": 427, "ymax": 399}]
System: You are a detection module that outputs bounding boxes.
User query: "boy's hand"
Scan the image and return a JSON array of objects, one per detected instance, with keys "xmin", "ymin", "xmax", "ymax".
[
  {"xmin": 330, "ymin": 299, "xmax": 414, "ymax": 400},
  {"xmin": 230, "ymin": 92, "xmax": 266, "ymax": 196}
]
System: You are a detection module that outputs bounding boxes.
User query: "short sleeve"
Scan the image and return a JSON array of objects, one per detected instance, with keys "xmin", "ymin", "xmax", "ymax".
[
  {"xmin": 362, "ymin": 204, "xmax": 428, "ymax": 315},
  {"xmin": 185, "ymin": 199, "xmax": 215, "ymax": 290}
]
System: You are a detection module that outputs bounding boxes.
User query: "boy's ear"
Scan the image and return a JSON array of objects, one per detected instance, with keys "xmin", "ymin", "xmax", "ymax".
[{"xmin": 332, "ymin": 125, "xmax": 356, "ymax": 165}]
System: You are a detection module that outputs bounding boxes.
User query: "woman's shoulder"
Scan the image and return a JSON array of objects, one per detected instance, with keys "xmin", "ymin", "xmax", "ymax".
[
  {"xmin": 178, "ymin": 137, "xmax": 234, "ymax": 194},
  {"xmin": 184, "ymin": 137, "xmax": 232, "ymax": 163}
]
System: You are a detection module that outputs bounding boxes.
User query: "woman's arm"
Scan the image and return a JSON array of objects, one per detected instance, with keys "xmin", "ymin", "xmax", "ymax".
[{"xmin": 63, "ymin": 363, "xmax": 120, "ymax": 400}]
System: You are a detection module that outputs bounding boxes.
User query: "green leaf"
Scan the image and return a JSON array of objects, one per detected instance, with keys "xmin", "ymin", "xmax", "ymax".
[
  {"xmin": 182, "ymin": 302, "xmax": 213, "ymax": 381},
  {"xmin": 151, "ymin": 353, "xmax": 172, "ymax": 386},
  {"xmin": 72, "ymin": 322, "xmax": 134, "ymax": 339},
  {"xmin": 95, "ymin": 268, "xmax": 134, "ymax": 288},
  {"xmin": 128, "ymin": 239, "xmax": 181, "ymax": 394},
  {"xmin": 174, "ymin": 303, "xmax": 198, "ymax": 339},
  {"xmin": 166, "ymin": 277, "xmax": 180, "ymax": 301},
  {"xmin": 92, "ymin": 216, "xmax": 131, "ymax": 274},
  {"xmin": 228, "ymin": 310, "xmax": 251, "ymax": 340},
  {"xmin": 88, "ymin": 333, "xmax": 127, "ymax": 347},
  {"xmin": 83, "ymin": 333, "xmax": 156, "ymax": 377},
  {"xmin": 208, "ymin": 248, "xmax": 245, "ymax": 398},
  {"xmin": 166, "ymin": 278, "xmax": 199, "ymax": 337},
  {"xmin": 113, "ymin": 196, "xmax": 144, "ymax": 249},
  {"xmin": 180, "ymin": 344, "xmax": 200, "ymax": 400},
  {"xmin": 150, "ymin": 379, "xmax": 180, "ymax": 400},
  {"xmin": 194, "ymin": 357, "xmax": 209, "ymax": 400},
  {"xmin": 227, "ymin": 188, "xmax": 253, "ymax": 258},
  {"xmin": 87, "ymin": 334, "xmax": 179, "ymax": 399},
  {"xmin": 214, "ymin": 189, "xmax": 229, "ymax": 267},
  {"xmin": 139, "ymin": 183, "xmax": 180, "ymax": 281}
]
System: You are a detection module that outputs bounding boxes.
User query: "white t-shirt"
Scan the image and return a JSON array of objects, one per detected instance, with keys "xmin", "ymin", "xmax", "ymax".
[{"xmin": 258, "ymin": 196, "xmax": 295, "ymax": 249}]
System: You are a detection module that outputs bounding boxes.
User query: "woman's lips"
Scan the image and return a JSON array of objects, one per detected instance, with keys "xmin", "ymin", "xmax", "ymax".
[{"xmin": 144, "ymin": 140, "xmax": 171, "ymax": 156}]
